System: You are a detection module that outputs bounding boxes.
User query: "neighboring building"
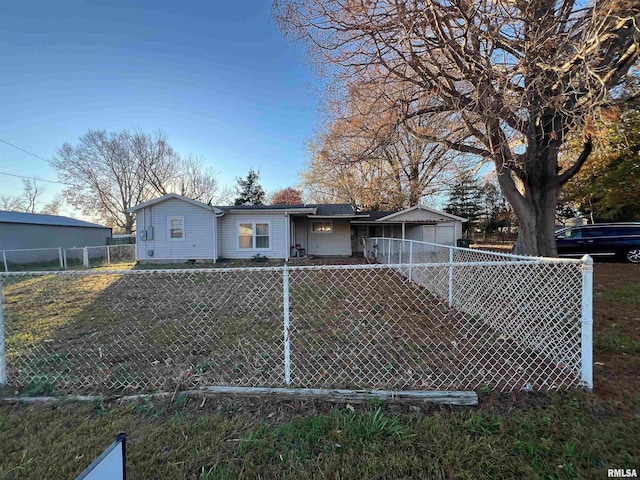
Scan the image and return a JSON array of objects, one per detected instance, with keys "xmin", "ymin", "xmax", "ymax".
[
  {"xmin": 127, "ymin": 194, "xmax": 467, "ymax": 262},
  {"xmin": 0, "ymin": 210, "xmax": 112, "ymax": 251}
]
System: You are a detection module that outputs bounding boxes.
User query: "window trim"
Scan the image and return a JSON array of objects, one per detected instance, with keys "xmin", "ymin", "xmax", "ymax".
[
  {"xmin": 311, "ymin": 220, "xmax": 333, "ymax": 234},
  {"xmin": 236, "ymin": 220, "xmax": 272, "ymax": 251},
  {"xmin": 167, "ymin": 216, "xmax": 185, "ymax": 241}
]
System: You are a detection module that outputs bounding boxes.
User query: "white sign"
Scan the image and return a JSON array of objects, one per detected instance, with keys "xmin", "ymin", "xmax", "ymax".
[{"xmin": 76, "ymin": 433, "xmax": 126, "ymax": 480}]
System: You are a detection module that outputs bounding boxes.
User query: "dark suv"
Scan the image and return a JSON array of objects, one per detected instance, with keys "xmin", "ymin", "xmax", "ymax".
[{"xmin": 555, "ymin": 223, "xmax": 640, "ymax": 263}]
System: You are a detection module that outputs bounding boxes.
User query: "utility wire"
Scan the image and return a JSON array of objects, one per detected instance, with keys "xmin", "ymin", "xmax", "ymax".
[
  {"xmin": 0, "ymin": 138, "xmax": 74, "ymax": 186},
  {"xmin": 0, "ymin": 171, "xmax": 73, "ymax": 186},
  {"xmin": 0, "ymin": 138, "xmax": 51, "ymax": 163}
]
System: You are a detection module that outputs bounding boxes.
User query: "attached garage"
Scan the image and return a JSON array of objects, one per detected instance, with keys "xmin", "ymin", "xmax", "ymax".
[{"xmin": 351, "ymin": 206, "xmax": 467, "ymax": 253}]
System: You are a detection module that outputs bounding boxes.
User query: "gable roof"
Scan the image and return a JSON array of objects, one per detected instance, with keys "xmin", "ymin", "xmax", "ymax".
[
  {"xmin": 374, "ymin": 205, "xmax": 468, "ymax": 222},
  {"xmin": 215, "ymin": 204, "xmax": 358, "ymax": 216},
  {"xmin": 311, "ymin": 204, "xmax": 355, "ymax": 216},
  {"xmin": 0, "ymin": 210, "xmax": 110, "ymax": 229},
  {"xmin": 217, "ymin": 204, "xmax": 316, "ymax": 213},
  {"xmin": 126, "ymin": 193, "xmax": 224, "ymax": 214},
  {"xmin": 358, "ymin": 211, "xmax": 396, "ymax": 221}
]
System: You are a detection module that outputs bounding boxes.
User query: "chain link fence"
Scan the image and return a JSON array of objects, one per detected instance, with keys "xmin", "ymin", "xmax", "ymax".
[{"xmin": 0, "ymin": 245, "xmax": 592, "ymax": 396}]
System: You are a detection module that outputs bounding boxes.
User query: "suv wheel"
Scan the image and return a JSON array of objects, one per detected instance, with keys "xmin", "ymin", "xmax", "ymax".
[{"xmin": 626, "ymin": 249, "xmax": 640, "ymax": 263}]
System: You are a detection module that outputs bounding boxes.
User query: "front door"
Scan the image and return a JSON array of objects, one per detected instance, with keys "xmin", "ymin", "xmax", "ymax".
[{"xmin": 351, "ymin": 226, "xmax": 368, "ymax": 254}]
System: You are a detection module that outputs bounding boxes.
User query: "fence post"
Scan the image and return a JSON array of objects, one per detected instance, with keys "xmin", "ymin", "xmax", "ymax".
[
  {"xmin": 58, "ymin": 247, "xmax": 64, "ymax": 270},
  {"xmin": 448, "ymin": 248, "xmax": 453, "ymax": 307},
  {"xmin": 581, "ymin": 255, "xmax": 594, "ymax": 390},
  {"xmin": 107, "ymin": 245, "xmax": 111, "ymax": 265},
  {"xmin": 0, "ymin": 278, "xmax": 6, "ymax": 386},
  {"xmin": 2, "ymin": 252, "xmax": 7, "ymax": 273},
  {"xmin": 387, "ymin": 238, "xmax": 392, "ymax": 264},
  {"xmin": 63, "ymin": 249, "xmax": 67, "ymax": 269},
  {"xmin": 408, "ymin": 241, "xmax": 413, "ymax": 282},
  {"xmin": 83, "ymin": 247, "xmax": 89, "ymax": 268},
  {"xmin": 283, "ymin": 265, "xmax": 291, "ymax": 386}
]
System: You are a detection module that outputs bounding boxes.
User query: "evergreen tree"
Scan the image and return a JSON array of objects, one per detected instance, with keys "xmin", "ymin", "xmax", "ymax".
[
  {"xmin": 444, "ymin": 174, "xmax": 483, "ymax": 234},
  {"xmin": 234, "ymin": 169, "xmax": 266, "ymax": 206}
]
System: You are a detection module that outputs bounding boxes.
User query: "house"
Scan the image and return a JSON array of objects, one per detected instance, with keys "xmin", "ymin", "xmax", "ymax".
[
  {"xmin": 0, "ymin": 210, "xmax": 112, "ymax": 251},
  {"xmin": 126, "ymin": 194, "xmax": 467, "ymax": 262}
]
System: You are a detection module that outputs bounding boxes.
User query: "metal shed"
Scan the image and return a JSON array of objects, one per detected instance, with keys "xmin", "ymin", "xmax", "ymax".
[{"xmin": 0, "ymin": 210, "xmax": 112, "ymax": 251}]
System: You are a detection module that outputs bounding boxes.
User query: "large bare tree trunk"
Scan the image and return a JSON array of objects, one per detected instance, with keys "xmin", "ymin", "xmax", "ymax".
[{"xmin": 498, "ymin": 143, "xmax": 562, "ymax": 257}]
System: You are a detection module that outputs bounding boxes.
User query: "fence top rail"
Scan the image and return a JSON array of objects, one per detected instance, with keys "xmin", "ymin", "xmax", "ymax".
[
  {"xmin": 368, "ymin": 237, "xmax": 551, "ymax": 262},
  {"xmin": 0, "ymin": 257, "xmax": 588, "ymax": 277},
  {"xmin": 0, "ymin": 247, "xmax": 62, "ymax": 253}
]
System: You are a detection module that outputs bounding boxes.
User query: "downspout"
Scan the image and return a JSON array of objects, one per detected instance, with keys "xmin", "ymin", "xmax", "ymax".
[
  {"xmin": 285, "ymin": 213, "xmax": 290, "ymax": 262},
  {"xmin": 213, "ymin": 213, "xmax": 217, "ymax": 263},
  {"xmin": 209, "ymin": 204, "xmax": 224, "ymax": 263}
]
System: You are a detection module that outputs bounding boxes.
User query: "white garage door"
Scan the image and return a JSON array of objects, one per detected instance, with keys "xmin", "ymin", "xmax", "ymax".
[{"xmin": 423, "ymin": 224, "xmax": 455, "ymax": 246}]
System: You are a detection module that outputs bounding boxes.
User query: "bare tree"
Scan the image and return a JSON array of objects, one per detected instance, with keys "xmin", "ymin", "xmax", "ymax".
[
  {"xmin": 52, "ymin": 130, "xmax": 148, "ymax": 233},
  {"xmin": 0, "ymin": 179, "xmax": 48, "ymax": 213},
  {"xmin": 51, "ymin": 129, "xmax": 230, "ymax": 232},
  {"xmin": 275, "ymin": 0, "xmax": 640, "ymax": 255},
  {"xmin": 303, "ymin": 83, "xmax": 458, "ymax": 210},
  {"xmin": 0, "ymin": 195, "xmax": 22, "ymax": 211},
  {"xmin": 40, "ymin": 196, "xmax": 63, "ymax": 215},
  {"xmin": 21, "ymin": 179, "xmax": 44, "ymax": 213}
]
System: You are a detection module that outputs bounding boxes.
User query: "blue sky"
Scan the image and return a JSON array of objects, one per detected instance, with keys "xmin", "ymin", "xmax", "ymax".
[{"xmin": 0, "ymin": 0, "xmax": 320, "ymax": 213}]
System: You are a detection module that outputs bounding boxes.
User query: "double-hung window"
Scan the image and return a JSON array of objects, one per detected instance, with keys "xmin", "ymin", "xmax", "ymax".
[
  {"xmin": 238, "ymin": 222, "xmax": 270, "ymax": 250},
  {"xmin": 168, "ymin": 216, "xmax": 184, "ymax": 241}
]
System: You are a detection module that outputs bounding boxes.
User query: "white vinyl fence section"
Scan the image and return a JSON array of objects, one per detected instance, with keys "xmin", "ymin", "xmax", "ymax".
[
  {"xmin": 0, "ymin": 244, "xmax": 135, "ymax": 272},
  {"xmin": 0, "ymin": 250, "xmax": 592, "ymax": 395}
]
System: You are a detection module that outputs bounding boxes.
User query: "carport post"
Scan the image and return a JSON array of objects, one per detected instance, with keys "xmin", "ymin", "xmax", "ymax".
[
  {"xmin": 283, "ymin": 265, "xmax": 291, "ymax": 385},
  {"xmin": 83, "ymin": 247, "xmax": 89, "ymax": 268},
  {"xmin": 107, "ymin": 245, "xmax": 111, "ymax": 265},
  {"xmin": 581, "ymin": 255, "xmax": 594, "ymax": 390},
  {"xmin": 62, "ymin": 249, "xmax": 67, "ymax": 269},
  {"xmin": 387, "ymin": 238, "xmax": 391, "ymax": 264},
  {"xmin": 448, "ymin": 248, "xmax": 454, "ymax": 307},
  {"xmin": 58, "ymin": 247, "xmax": 64, "ymax": 270},
  {"xmin": 0, "ymin": 278, "xmax": 6, "ymax": 385},
  {"xmin": 2, "ymin": 251, "xmax": 7, "ymax": 273}
]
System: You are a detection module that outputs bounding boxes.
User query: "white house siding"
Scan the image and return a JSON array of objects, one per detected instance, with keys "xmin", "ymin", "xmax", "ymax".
[
  {"xmin": 135, "ymin": 198, "xmax": 215, "ymax": 260},
  {"xmin": 307, "ymin": 219, "xmax": 352, "ymax": 256},
  {"xmin": 219, "ymin": 212, "xmax": 287, "ymax": 259}
]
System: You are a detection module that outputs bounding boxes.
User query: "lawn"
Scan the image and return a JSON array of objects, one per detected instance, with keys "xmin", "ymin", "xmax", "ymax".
[{"xmin": 0, "ymin": 262, "xmax": 638, "ymax": 479}]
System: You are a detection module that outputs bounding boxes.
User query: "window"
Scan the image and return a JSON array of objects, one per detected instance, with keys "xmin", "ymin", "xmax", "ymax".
[
  {"xmin": 238, "ymin": 222, "xmax": 270, "ymax": 250},
  {"xmin": 582, "ymin": 228, "xmax": 604, "ymax": 238},
  {"xmin": 168, "ymin": 216, "xmax": 184, "ymax": 241},
  {"xmin": 311, "ymin": 220, "xmax": 333, "ymax": 233},
  {"xmin": 563, "ymin": 228, "xmax": 582, "ymax": 239}
]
